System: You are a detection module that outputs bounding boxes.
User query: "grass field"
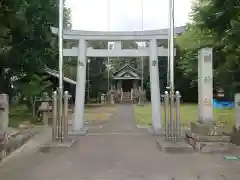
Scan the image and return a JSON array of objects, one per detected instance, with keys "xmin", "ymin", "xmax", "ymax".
[
  {"xmin": 134, "ymin": 104, "xmax": 235, "ymax": 131},
  {"xmin": 9, "ymin": 104, "xmax": 116, "ymax": 128},
  {"xmin": 9, "ymin": 104, "xmax": 37, "ymax": 128}
]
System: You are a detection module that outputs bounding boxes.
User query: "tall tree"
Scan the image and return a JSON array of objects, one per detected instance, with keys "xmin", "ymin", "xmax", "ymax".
[
  {"xmin": 0, "ymin": 0, "xmax": 72, "ymax": 100},
  {"xmin": 194, "ymin": 0, "xmax": 240, "ymax": 95},
  {"xmin": 176, "ymin": 0, "xmax": 240, "ymax": 100}
]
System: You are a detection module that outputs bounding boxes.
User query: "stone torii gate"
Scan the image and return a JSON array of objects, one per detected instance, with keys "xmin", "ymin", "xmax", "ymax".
[{"xmin": 51, "ymin": 27, "xmax": 180, "ymax": 135}]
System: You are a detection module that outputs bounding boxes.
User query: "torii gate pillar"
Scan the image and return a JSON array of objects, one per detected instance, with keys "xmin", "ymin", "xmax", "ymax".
[
  {"xmin": 72, "ymin": 39, "xmax": 87, "ymax": 133},
  {"xmin": 149, "ymin": 39, "xmax": 162, "ymax": 134}
]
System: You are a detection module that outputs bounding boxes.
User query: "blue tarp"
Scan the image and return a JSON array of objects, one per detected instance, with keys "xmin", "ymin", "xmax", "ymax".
[{"xmin": 213, "ymin": 99, "xmax": 234, "ymax": 108}]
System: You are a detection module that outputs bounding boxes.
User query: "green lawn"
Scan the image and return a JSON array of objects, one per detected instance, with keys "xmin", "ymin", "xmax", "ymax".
[
  {"xmin": 9, "ymin": 104, "xmax": 116, "ymax": 128},
  {"xmin": 134, "ymin": 104, "xmax": 235, "ymax": 131},
  {"xmin": 9, "ymin": 104, "xmax": 37, "ymax": 128}
]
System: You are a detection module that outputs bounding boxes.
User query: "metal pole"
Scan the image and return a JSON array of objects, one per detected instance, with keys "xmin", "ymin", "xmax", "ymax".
[
  {"xmin": 168, "ymin": 0, "xmax": 172, "ymax": 140},
  {"xmin": 141, "ymin": 0, "xmax": 144, "ymax": 89},
  {"xmin": 168, "ymin": 0, "xmax": 175, "ymax": 141},
  {"xmin": 170, "ymin": 92, "xmax": 174, "ymax": 140},
  {"xmin": 52, "ymin": 91, "xmax": 57, "ymax": 141},
  {"xmin": 63, "ymin": 91, "xmax": 69, "ymax": 140},
  {"xmin": 59, "ymin": 0, "xmax": 64, "ymax": 142},
  {"xmin": 169, "ymin": 0, "xmax": 175, "ymax": 92},
  {"xmin": 175, "ymin": 91, "xmax": 180, "ymax": 141},
  {"xmin": 58, "ymin": 90, "xmax": 63, "ymax": 141},
  {"xmin": 167, "ymin": 0, "xmax": 171, "ymax": 89},
  {"xmin": 56, "ymin": 90, "xmax": 60, "ymax": 139},
  {"xmin": 87, "ymin": 59, "xmax": 90, "ymax": 102},
  {"xmin": 107, "ymin": 0, "xmax": 110, "ymax": 92},
  {"xmin": 164, "ymin": 91, "xmax": 169, "ymax": 140}
]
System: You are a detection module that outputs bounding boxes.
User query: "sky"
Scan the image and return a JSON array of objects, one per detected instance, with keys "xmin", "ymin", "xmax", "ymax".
[{"xmin": 66, "ymin": 0, "xmax": 194, "ymax": 31}]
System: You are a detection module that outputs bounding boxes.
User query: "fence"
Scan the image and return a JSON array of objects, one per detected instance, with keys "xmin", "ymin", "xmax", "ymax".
[
  {"xmin": 163, "ymin": 91, "xmax": 182, "ymax": 141},
  {"xmin": 52, "ymin": 91, "xmax": 69, "ymax": 142}
]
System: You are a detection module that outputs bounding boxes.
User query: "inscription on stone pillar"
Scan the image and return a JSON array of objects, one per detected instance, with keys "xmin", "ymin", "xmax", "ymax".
[
  {"xmin": 152, "ymin": 60, "xmax": 157, "ymax": 67},
  {"xmin": 78, "ymin": 61, "xmax": 84, "ymax": 67}
]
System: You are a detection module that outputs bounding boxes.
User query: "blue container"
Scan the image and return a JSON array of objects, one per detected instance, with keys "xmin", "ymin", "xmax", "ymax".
[{"xmin": 213, "ymin": 99, "xmax": 234, "ymax": 108}]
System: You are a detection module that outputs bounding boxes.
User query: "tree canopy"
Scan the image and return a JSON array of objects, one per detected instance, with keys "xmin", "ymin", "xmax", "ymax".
[
  {"xmin": 1, "ymin": 0, "xmax": 240, "ymax": 105},
  {"xmin": 0, "ymin": 0, "xmax": 71, "ymax": 101},
  {"xmin": 176, "ymin": 0, "xmax": 240, "ymax": 100}
]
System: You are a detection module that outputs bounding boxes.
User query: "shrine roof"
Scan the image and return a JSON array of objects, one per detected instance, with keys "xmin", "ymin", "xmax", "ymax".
[
  {"xmin": 44, "ymin": 68, "xmax": 76, "ymax": 85},
  {"xmin": 113, "ymin": 64, "xmax": 141, "ymax": 80}
]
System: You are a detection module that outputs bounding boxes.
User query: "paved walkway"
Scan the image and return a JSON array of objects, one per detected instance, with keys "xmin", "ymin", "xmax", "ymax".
[
  {"xmin": 0, "ymin": 105, "xmax": 240, "ymax": 180},
  {"xmin": 88, "ymin": 105, "xmax": 142, "ymax": 134}
]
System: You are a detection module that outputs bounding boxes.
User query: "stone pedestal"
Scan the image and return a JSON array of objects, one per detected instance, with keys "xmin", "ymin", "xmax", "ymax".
[
  {"xmin": 38, "ymin": 102, "xmax": 50, "ymax": 126},
  {"xmin": 40, "ymin": 139, "xmax": 76, "ymax": 150},
  {"xmin": 190, "ymin": 121, "xmax": 215, "ymax": 135},
  {"xmin": 156, "ymin": 138, "xmax": 194, "ymax": 153},
  {"xmin": 110, "ymin": 93, "xmax": 114, "ymax": 104},
  {"xmin": 185, "ymin": 122, "xmax": 232, "ymax": 153},
  {"xmin": 42, "ymin": 112, "xmax": 49, "ymax": 126},
  {"xmin": 138, "ymin": 92, "xmax": 145, "ymax": 105},
  {"xmin": 107, "ymin": 92, "xmax": 114, "ymax": 105},
  {"xmin": 230, "ymin": 128, "xmax": 240, "ymax": 146}
]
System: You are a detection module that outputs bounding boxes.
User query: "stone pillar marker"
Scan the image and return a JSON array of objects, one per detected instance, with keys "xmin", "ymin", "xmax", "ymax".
[
  {"xmin": 110, "ymin": 93, "xmax": 114, "ymax": 105},
  {"xmin": 73, "ymin": 39, "xmax": 87, "ymax": 133},
  {"xmin": 235, "ymin": 93, "xmax": 240, "ymax": 130},
  {"xmin": 198, "ymin": 48, "xmax": 213, "ymax": 122},
  {"xmin": 0, "ymin": 94, "xmax": 9, "ymax": 132},
  {"xmin": 149, "ymin": 39, "xmax": 162, "ymax": 133},
  {"xmin": 185, "ymin": 48, "xmax": 235, "ymax": 152}
]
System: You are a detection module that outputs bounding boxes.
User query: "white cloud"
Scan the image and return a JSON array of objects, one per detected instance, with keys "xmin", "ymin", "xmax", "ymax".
[{"xmin": 66, "ymin": 0, "xmax": 193, "ymax": 31}]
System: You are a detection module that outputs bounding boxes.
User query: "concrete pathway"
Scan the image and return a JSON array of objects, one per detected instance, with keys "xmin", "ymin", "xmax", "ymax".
[
  {"xmin": 88, "ymin": 104, "xmax": 142, "ymax": 134},
  {"xmin": 0, "ymin": 105, "xmax": 240, "ymax": 180}
]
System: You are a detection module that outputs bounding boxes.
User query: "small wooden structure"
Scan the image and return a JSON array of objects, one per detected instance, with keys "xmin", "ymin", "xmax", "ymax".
[
  {"xmin": 112, "ymin": 64, "xmax": 141, "ymax": 92},
  {"xmin": 41, "ymin": 68, "xmax": 76, "ymax": 103},
  {"xmin": 110, "ymin": 64, "xmax": 145, "ymax": 103}
]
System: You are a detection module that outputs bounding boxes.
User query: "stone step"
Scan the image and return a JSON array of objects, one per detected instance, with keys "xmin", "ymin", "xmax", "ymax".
[{"xmin": 122, "ymin": 99, "xmax": 132, "ymax": 102}]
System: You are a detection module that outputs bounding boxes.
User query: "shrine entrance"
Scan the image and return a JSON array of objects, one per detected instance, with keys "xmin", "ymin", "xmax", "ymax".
[
  {"xmin": 51, "ymin": 27, "xmax": 181, "ymax": 134},
  {"xmin": 112, "ymin": 64, "xmax": 141, "ymax": 92},
  {"xmin": 111, "ymin": 64, "xmax": 141, "ymax": 103},
  {"xmin": 122, "ymin": 80, "xmax": 133, "ymax": 92}
]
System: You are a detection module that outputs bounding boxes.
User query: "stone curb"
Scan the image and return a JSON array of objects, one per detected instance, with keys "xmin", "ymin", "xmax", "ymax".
[{"xmin": 0, "ymin": 126, "xmax": 43, "ymax": 161}]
